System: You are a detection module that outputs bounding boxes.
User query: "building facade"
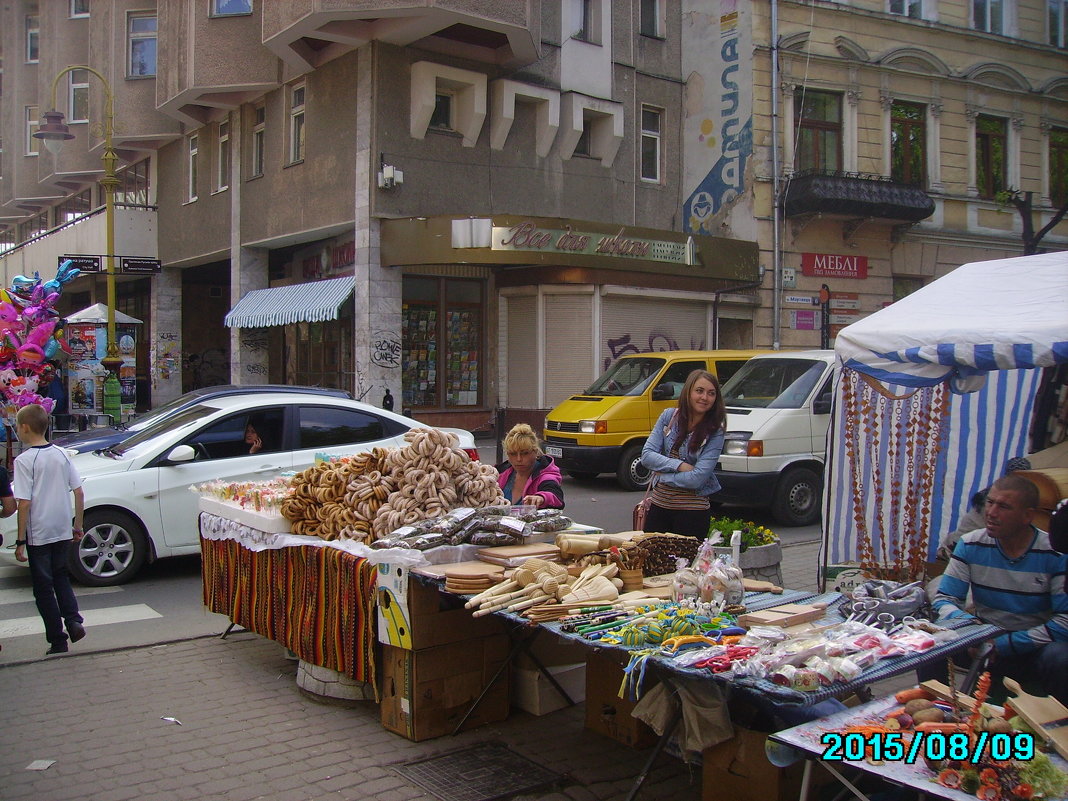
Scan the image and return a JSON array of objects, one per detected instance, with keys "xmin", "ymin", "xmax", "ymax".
[{"xmin": 0, "ymin": 0, "xmax": 1064, "ymax": 430}]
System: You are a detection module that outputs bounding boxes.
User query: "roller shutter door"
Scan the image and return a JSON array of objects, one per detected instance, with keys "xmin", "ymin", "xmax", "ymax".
[
  {"xmin": 599, "ymin": 297, "xmax": 709, "ymax": 371},
  {"xmin": 506, "ymin": 296, "xmax": 538, "ymax": 407},
  {"xmin": 543, "ymin": 294, "xmax": 594, "ymax": 408}
]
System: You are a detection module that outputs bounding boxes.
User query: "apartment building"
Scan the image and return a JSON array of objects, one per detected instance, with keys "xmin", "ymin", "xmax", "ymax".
[
  {"xmin": 0, "ymin": 1, "xmax": 761, "ymax": 432},
  {"xmin": 686, "ymin": 0, "xmax": 1067, "ymax": 347}
]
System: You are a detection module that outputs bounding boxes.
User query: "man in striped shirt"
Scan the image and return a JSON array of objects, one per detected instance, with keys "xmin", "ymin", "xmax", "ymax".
[{"xmin": 932, "ymin": 474, "xmax": 1068, "ymax": 703}]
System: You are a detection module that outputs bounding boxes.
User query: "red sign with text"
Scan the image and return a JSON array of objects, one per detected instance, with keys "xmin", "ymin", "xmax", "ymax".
[{"xmin": 801, "ymin": 252, "xmax": 868, "ymax": 279}]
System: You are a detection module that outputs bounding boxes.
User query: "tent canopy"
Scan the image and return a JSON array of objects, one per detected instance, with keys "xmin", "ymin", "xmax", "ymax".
[{"xmin": 65, "ymin": 303, "xmax": 143, "ymax": 324}]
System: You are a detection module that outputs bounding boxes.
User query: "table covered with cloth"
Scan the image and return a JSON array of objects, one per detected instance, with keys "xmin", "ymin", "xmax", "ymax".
[{"xmin": 199, "ymin": 511, "xmax": 378, "ymax": 689}]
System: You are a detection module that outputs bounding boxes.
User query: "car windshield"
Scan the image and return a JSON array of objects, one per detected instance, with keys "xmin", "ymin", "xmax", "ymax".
[
  {"xmin": 585, "ymin": 357, "xmax": 666, "ymax": 397},
  {"xmin": 110, "ymin": 404, "xmax": 222, "ymax": 455},
  {"xmin": 721, "ymin": 359, "xmax": 826, "ymax": 409}
]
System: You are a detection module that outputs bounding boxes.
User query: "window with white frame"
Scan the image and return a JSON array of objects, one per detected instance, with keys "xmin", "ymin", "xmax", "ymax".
[
  {"xmin": 212, "ymin": 0, "xmax": 252, "ymax": 15},
  {"xmin": 128, "ymin": 12, "xmax": 157, "ymax": 77},
  {"xmin": 69, "ymin": 69, "xmax": 90, "ymax": 124},
  {"xmin": 70, "ymin": 0, "xmax": 90, "ymax": 18},
  {"xmin": 570, "ymin": 0, "xmax": 600, "ymax": 44},
  {"xmin": 26, "ymin": 15, "xmax": 39, "ymax": 63},
  {"xmin": 973, "ymin": 0, "xmax": 1005, "ymax": 33},
  {"xmin": 889, "ymin": 0, "xmax": 923, "ymax": 18},
  {"xmin": 26, "ymin": 105, "xmax": 40, "ymax": 156},
  {"xmin": 289, "ymin": 82, "xmax": 305, "ymax": 163},
  {"xmin": 640, "ymin": 0, "xmax": 661, "ymax": 36},
  {"xmin": 188, "ymin": 134, "xmax": 199, "ymax": 201},
  {"xmin": 1051, "ymin": 0, "xmax": 1068, "ymax": 47},
  {"xmin": 216, "ymin": 119, "xmax": 230, "ymax": 191},
  {"xmin": 118, "ymin": 159, "xmax": 150, "ymax": 205},
  {"xmin": 640, "ymin": 106, "xmax": 662, "ymax": 182},
  {"xmin": 251, "ymin": 103, "xmax": 265, "ymax": 177}
]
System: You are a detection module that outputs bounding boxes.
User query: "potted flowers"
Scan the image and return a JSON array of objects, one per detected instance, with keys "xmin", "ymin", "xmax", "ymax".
[{"xmin": 707, "ymin": 516, "xmax": 783, "ymax": 584}]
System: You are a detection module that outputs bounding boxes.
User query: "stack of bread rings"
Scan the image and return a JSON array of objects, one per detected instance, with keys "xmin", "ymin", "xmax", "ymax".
[{"xmin": 281, "ymin": 448, "xmax": 394, "ymax": 541}]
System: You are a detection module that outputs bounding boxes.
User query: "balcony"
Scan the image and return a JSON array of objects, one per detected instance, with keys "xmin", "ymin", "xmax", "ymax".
[
  {"xmin": 261, "ymin": 0, "xmax": 539, "ymax": 72},
  {"xmin": 783, "ymin": 171, "xmax": 935, "ymax": 223}
]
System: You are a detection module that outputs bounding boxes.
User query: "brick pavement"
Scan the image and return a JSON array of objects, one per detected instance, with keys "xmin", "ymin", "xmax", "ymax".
[{"xmin": 2, "ymin": 539, "xmax": 913, "ymax": 801}]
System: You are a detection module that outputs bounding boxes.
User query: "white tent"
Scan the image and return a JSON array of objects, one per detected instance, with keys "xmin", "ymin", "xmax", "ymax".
[
  {"xmin": 822, "ymin": 251, "xmax": 1068, "ymax": 580},
  {"xmin": 65, "ymin": 302, "xmax": 143, "ymax": 325}
]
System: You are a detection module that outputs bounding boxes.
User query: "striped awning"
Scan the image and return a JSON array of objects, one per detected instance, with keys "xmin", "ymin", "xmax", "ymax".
[{"xmin": 224, "ymin": 276, "xmax": 355, "ymax": 328}]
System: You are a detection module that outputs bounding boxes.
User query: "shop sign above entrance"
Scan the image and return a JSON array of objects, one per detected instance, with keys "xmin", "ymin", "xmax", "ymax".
[
  {"xmin": 493, "ymin": 221, "xmax": 697, "ymax": 266},
  {"xmin": 801, "ymin": 252, "xmax": 868, "ymax": 279}
]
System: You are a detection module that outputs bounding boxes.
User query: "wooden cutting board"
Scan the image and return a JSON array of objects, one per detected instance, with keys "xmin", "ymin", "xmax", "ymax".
[
  {"xmin": 1003, "ymin": 677, "xmax": 1068, "ymax": 760},
  {"xmin": 743, "ymin": 577, "xmax": 783, "ymax": 594},
  {"xmin": 738, "ymin": 602, "xmax": 827, "ymax": 628}
]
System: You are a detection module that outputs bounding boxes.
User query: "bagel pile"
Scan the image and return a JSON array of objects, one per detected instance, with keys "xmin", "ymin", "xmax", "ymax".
[{"xmin": 280, "ymin": 428, "xmax": 505, "ymax": 543}]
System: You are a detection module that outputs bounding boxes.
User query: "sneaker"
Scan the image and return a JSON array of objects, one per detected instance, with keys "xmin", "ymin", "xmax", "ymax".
[
  {"xmin": 46, "ymin": 643, "xmax": 69, "ymax": 655},
  {"xmin": 67, "ymin": 621, "xmax": 86, "ymax": 643}
]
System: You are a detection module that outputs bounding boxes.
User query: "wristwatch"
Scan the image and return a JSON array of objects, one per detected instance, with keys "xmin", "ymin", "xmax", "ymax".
[{"xmin": 15, "ymin": 539, "xmax": 26, "ymax": 546}]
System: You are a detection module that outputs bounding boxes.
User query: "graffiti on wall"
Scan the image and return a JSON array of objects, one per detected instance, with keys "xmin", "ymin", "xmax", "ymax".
[
  {"xmin": 183, "ymin": 347, "xmax": 228, "ymax": 389},
  {"xmin": 682, "ymin": 1, "xmax": 753, "ymax": 234},
  {"xmin": 370, "ymin": 330, "xmax": 401, "ymax": 368},
  {"xmin": 602, "ymin": 330, "xmax": 707, "ymax": 371},
  {"xmin": 151, "ymin": 330, "xmax": 182, "ymax": 384}
]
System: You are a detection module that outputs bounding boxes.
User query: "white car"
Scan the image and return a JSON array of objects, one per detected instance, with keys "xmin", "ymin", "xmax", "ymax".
[{"xmin": 4, "ymin": 392, "xmax": 477, "ymax": 586}]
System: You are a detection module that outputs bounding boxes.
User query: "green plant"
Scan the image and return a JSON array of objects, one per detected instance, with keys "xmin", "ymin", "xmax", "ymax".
[{"xmin": 707, "ymin": 516, "xmax": 778, "ymax": 551}]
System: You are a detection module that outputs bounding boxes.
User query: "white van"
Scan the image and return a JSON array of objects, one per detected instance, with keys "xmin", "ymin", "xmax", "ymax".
[{"xmin": 714, "ymin": 350, "xmax": 837, "ymax": 526}]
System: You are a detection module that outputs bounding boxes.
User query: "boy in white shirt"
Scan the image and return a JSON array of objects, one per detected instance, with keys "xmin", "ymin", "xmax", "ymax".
[{"xmin": 13, "ymin": 403, "xmax": 86, "ymax": 655}]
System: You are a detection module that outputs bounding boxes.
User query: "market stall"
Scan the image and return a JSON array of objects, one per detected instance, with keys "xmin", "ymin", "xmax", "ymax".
[{"xmin": 823, "ymin": 252, "xmax": 1068, "ymax": 579}]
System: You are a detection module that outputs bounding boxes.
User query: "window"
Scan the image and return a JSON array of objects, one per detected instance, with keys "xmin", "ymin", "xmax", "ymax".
[
  {"xmin": 429, "ymin": 93, "xmax": 453, "ymax": 130},
  {"xmin": 250, "ymin": 104, "xmax": 265, "ymax": 177},
  {"xmin": 118, "ymin": 158, "xmax": 150, "ymax": 205},
  {"xmin": 640, "ymin": 0, "xmax": 661, "ymax": 36},
  {"xmin": 187, "ymin": 134, "xmax": 199, "ymax": 201},
  {"xmin": 26, "ymin": 105, "xmax": 40, "ymax": 156},
  {"xmin": 23, "ymin": 210, "xmax": 49, "ymax": 240},
  {"xmin": 184, "ymin": 408, "xmax": 285, "ymax": 460},
  {"xmin": 1052, "ymin": 0, "xmax": 1068, "ymax": 47},
  {"xmin": 0, "ymin": 228, "xmax": 16, "ymax": 255},
  {"xmin": 890, "ymin": 101, "xmax": 926, "ymax": 187},
  {"xmin": 1051, "ymin": 128, "xmax": 1068, "ymax": 207},
  {"xmin": 216, "ymin": 119, "xmax": 230, "ymax": 191},
  {"xmin": 288, "ymin": 82, "xmax": 305, "ymax": 163},
  {"xmin": 573, "ymin": 118, "xmax": 592, "ymax": 156},
  {"xmin": 893, "ymin": 276, "xmax": 925, "ymax": 302},
  {"xmin": 889, "ymin": 0, "xmax": 923, "ymax": 17},
  {"xmin": 640, "ymin": 106, "xmax": 662, "ymax": 182},
  {"xmin": 26, "ymin": 15, "xmax": 39, "ymax": 63},
  {"xmin": 794, "ymin": 89, "xmax": 842, "ymax": 172},
  {"xmin": 571, "ymin": 0, "xmax": 598, "ymax": 43},
  {"xmin": 973, "ymin": 0, "xmax": 1004, "ymax": 33},
  {"xmin": 297, "ymin": 407, "xmax": 390, "ymax": 450},
  {"xmin": 128, "ymin": 13, "xmax": 157, "ymax": 77},
  {"xmin": 57, "ymin": 189, "xmax": 93, "ymax": 223},
  {"xmin": 211, "ymin": 0, "xmax": 252, "ymax": 15},
  {"xmin": 69, "ymin": 69, "xmax": 90, "ymax": 124},
  {"xmin": 975, "ymin": 115, "xmax": 1006, "ymax": 199},
  {"xmin": 71, "ymin": 0, "xmax": 90, "ymax": 18}
]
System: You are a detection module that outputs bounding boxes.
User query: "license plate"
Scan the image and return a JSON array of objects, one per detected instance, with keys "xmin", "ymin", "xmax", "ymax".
[{"xmin": 544, "ymin": 446, "xmax": 562, "ymax": 457}]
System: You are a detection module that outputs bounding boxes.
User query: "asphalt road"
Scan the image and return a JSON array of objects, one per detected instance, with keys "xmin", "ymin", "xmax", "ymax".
[{"xmin": 0, "ymin": 449, "xmax": 820, "ymax": 666}]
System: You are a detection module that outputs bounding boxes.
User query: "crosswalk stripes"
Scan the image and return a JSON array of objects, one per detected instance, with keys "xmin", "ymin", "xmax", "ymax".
[{"xmin": 0, "ymin": 603, "xmax": 163, "ymax": 639}]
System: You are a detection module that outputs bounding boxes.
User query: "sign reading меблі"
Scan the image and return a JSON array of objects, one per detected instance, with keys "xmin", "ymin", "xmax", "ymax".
[{"xmin": 801, "ymin": 252, "xmax": 868, "ymax": 279}]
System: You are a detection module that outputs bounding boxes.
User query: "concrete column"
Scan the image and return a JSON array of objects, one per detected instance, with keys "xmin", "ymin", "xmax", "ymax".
[
  {"xmin": 353, "ymin": 45, "xmax": 402, "ymax": 410},
  {"xmin": 229, "ymin": 247, "xmax": 269, "ymax": 385},
  {"xmin": 149, "ymin": 266, "xmax": 183, "ymax": 406}
]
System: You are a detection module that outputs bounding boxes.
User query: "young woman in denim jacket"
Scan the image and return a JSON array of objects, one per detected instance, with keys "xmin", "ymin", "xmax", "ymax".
[{"xmin": 640, "ymin": 369, "xmax": 726, "ymax": 538}]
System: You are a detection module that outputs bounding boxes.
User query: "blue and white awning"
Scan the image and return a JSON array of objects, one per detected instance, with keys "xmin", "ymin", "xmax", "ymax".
[
  {"xmin": 836, "ymin": 252, "xmax": 1068, "ymax": 389},
  {"xmin": 224, "ymin": 276, "xmax": 355, "ymax": 328}
]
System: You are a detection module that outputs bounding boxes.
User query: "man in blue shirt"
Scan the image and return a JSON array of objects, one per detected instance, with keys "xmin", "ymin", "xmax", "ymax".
[{"xmin": 931, "ymin": 474, "xmax": 1068, "ymax": 703}]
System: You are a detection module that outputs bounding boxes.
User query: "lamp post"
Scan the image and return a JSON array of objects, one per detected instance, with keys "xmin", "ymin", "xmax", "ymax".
[{"xmin": 34, "ymin": 66, "xmax": 123, "ymax": 421}]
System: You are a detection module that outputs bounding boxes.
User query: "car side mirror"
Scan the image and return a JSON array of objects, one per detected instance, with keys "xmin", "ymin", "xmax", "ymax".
[
  {"xmin": 165, "ymin": 444, "xmax": 197, "ymax": 463},
  {"xmin": 651, "ymin": 384, "xmax": 672, "ymax": 401},
  {"xmin": 813, "ymin": 394, "xmax": 832, "ymax": 415}
]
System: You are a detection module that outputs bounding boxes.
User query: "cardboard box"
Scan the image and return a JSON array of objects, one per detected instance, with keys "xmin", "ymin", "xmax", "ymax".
[
  {"xmin": 511, "ymin": 662, "xmax": 585, "ymax": 716},
  {"xmin": 377, "ymin": 565, "xmax": 505, "ymax": 649},
  {"xmin": 514, "ymin": 635, "xmax": 590, "ymax": 671},
  {"xmin": 379, "ymin": 635, "xmax": 510, "ymax": 741},
  {"xmin": 823, "ymin": 562, "xmax": 865, "ymax": 593},
  {"xmin": 584, "ymin": 651, "xmax": 658, "ymax": 749},
  {"xmin": 702, "ymin": 726, "xmax": 832, "ymax": 801}
]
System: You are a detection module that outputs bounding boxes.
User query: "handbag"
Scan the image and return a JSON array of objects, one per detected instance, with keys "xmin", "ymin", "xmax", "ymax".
[{"xmin": 632, "ymin": 476, "xmax": 657, "ymax": 530}]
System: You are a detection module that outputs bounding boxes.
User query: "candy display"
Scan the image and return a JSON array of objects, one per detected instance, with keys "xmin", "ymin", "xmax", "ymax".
[{"xmin": 191, "ymin": 478, "xmax": 293, "ymax": 513}]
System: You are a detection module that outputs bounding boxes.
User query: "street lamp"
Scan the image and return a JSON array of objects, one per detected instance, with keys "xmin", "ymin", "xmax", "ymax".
[{"xmin": 34, "ymin": 65, "xmax": 123, "ymax": 421}]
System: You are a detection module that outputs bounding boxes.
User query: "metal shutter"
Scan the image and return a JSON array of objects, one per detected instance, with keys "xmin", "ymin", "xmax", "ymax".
[
  {"xmin": 543, "ymin": 294, "xmax": 594, "ymax": 408},
  {"xmin": 599, "ymin": 297, "xmax": 709, "ymax": 372},
  {"xmin": 506, "ymin": 295, "xmax": 538, "ymax": 407}
]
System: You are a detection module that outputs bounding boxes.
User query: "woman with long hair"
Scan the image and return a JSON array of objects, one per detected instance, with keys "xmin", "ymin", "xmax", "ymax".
[{"xmin": 640, "ymin": 369, "xmax": 726, "ymax": 538}]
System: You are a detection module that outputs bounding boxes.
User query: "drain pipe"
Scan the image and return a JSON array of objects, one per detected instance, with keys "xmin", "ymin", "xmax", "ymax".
[{"xmin": 770, "ymin": 0, "xmax": 783, "ymax": 350}]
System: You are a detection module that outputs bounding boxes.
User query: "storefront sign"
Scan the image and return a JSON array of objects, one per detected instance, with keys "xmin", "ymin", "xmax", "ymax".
[
  {"xmin": 790, "ymin": 310, "xmax": 821, "ymax": 330},
  {"xmin": 493, "ymin": 221, "xmax": 696, "ymax": 265},
  {"xmin": 828, "ymin": 292, "xmax": 860, "ymax": 310},
  {"xmin": 801, "ymin": 253, "xmax": 868, "ymax": 279}
]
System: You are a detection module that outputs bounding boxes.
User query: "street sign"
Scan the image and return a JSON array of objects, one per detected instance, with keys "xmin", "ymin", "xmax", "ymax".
[
  {"xmin": 61, "ymin": 255, "xmax": 102, "ymax": 273},
  {"xmin": 783, "ymin": 294, "xmax": 817, "ymax": 306},
  {"xmin": 829, "ymin": 292, "xmax": 860, "ymax": 310},
  {"xmin": 829, "ymin": 310, "xmax": 861, "ymax": 325},
  {"xmin": 121, "ymin": 257, "xmax": 162, "ymax": 274}
]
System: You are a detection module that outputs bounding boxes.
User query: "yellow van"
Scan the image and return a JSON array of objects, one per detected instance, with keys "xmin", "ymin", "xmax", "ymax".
[{"xmin": 543, "ymin": 350, "xmax": 769, "ymax": 490}]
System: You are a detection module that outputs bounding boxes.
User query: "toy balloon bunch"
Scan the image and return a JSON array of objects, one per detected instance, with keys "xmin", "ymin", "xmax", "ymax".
[{"xmin": 0, "ymin": 259, "xmax": 80, "ymax": 415}]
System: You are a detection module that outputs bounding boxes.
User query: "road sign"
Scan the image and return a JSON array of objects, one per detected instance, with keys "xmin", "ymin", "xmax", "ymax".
[
  {"xmin": 61, "ymin": 255, "xmax": 102, "ymax": 273},
  {"xmin": 783, "ymin": 294, "xmax": 817, "ymax": 306},
  {"xmin": 121, "ymin": 257, "xmax": 162, "ymax": 274}
]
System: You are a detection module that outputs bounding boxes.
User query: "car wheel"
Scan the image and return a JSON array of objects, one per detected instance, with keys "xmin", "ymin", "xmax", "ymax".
[
  {"xmin": 617, "ymin": 444, "xmax": 652, "ymax": 491},
  {"xmin": 567, "ymin": 471, "xmax": 599, "ymax": 480},
  {"xmin": 770, "ymin": 467, "xmax": 823, "ymax": 527},
  {"xmin": 69, "ymin": 510, "xmax": 149, "ymax": 587}
]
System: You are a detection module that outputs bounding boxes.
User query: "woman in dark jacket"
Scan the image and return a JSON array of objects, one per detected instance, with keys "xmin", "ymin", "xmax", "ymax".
[{"xmin": 496, "ymin": 423, "xmax": 564, "ymax": 508}]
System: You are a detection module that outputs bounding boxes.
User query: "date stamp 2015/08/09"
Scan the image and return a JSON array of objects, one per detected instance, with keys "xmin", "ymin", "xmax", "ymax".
[{"xmin": 820, "ymin": 732, "xmax": 1035, "ymax": 764}]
